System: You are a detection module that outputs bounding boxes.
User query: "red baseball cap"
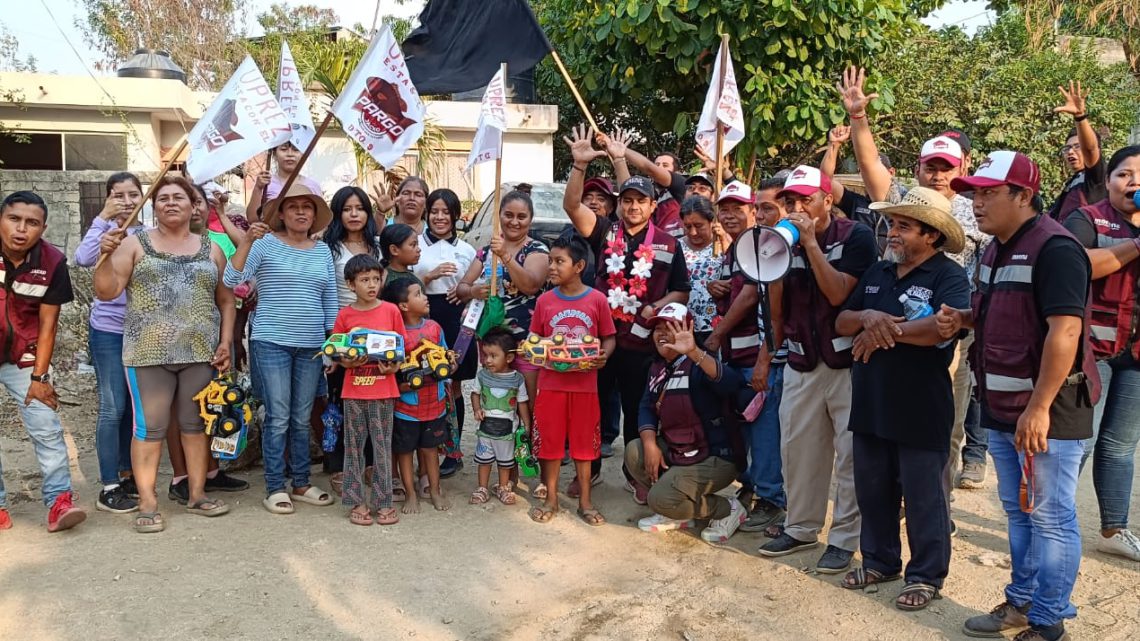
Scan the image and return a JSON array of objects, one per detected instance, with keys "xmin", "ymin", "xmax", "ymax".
[
  {"xmin": 951, "ymin": 150, "xmax": 1041, "ymax": 195},
  {"xmin": 777, "ymin": 165, "xmax": 832, "ymax": 198},
  {"xmin": 919, "ymin": 135, "xmax": 964, "ymax": 167},
  {"xmin": 583, "ymin": 176, "xmax": 616, "ymax": 199}
]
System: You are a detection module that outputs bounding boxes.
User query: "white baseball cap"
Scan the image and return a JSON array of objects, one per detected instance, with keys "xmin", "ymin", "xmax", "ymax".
[
  {"xmin": 648, "ymin": 302, "xmax": 691, "ymax": 326},
  {"xmin": 717, "ymin": 180, "xmax": 755, "ymax": 204},
  {"xmin": 919, "ymin": 135, "xmax": 964, "ymax": 167},
  {"xmin": 777, "ymin": 165, "xmax": 832, "ymax": 198}
]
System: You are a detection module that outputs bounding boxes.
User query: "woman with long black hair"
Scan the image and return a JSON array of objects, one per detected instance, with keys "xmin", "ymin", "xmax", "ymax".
[{"xmin": 325, "ymin": 186, "xmax": 382, "ymax": 306}]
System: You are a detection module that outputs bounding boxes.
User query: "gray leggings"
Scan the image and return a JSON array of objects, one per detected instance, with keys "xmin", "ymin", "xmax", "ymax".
[{"xmin": 125, "ymin": 363, "xmax": 215, "ymax": 441}]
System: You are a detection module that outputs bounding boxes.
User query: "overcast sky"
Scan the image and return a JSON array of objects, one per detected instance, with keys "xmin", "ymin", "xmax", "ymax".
[{"xmin": 10, "ymin": 0, "xmax": 993, "ymax": 76}]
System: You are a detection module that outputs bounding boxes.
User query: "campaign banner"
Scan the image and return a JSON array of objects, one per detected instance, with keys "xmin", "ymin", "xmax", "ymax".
[
  {"xmin": 695, "ymin": 42, "xmax": 745, "ymax": 160},
  {"xmin": 466, "ymin": 67, "xmax": 508, "ymax": 172},
  {"xmin": 277, "ymin": 40, "xmax": 316, "ymax": 151}
]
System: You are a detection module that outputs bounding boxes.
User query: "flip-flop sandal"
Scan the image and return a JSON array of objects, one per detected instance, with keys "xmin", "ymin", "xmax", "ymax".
[
  {"xmin": 186, "ymin": 498, "xmax": 230, "ymax": 517},
  {"xmin": 418, "ymin": 476, "xmax": 430, "ymax": 500},
  {"xmin": 291, "ymin": 486, "xmax": 334, "ymax": 506},
  {"xmin": 349, "ymin": 510, "xmax": 373, "ymax": 526},
  {"xmin": 896, "ymin": 582, "xmax": 942, "ymax": 611},
  {"xmin": 393, "ymin": 480, "xmax": 407, "ymax": 503},
  {"xmin": 330, "ymin": 473, "xmax": 344, "ymax": 496},
  {"xmin": 493, "ymin": 483, "xmax": 516, "ymax": 505},
  {"xmin": 529, "ymin": 506, "xmax": 556, "ymax": 523},
  {"xmin": 470, "ymin": 487, "xmax": 490, "ymax": 504},
  {"xmin": 375, "ymin": 508, "xmax": 399, "ymax": 525},
  {"xmin": 532, "ymin": 483, "xmax": 548, "ymax": 500},
  {"xmin": 133, "ymin": 511, "xmax": 165, "ymax": 534},
  {"xmin": 577, "ymin": 507, "xmax": 606, "ymax": 527},
  {"xmin": 263, "ymin": 491, "xmax": 295, "ymax": 514},
  {"xmin": 842, "ymin": 567, "xmax": 902, "ymax": 590}
]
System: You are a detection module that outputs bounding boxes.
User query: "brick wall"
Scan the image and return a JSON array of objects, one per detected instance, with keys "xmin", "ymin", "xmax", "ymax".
[{"xmin": 0, "ymin": 169, "xmax": 156, "ymax": 255}]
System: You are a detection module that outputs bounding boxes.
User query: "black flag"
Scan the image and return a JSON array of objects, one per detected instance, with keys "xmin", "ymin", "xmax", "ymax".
[{"xmin": 402, "ymin": 0, "xmax": 552, "ymax": 95}]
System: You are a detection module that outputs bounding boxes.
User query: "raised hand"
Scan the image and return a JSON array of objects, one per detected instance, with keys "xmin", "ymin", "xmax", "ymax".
[
  {"xmin": 246, "ymin": 222, "xmax": 271, "ymax": 242},
  {"xmin": 562, "ymin": 123, "xmax": 607, "ymax": 166},
  {"xmin": 599, "ymin": 127, "xmax": 632, "ymax": 160},
  {"xmin": 837, "ymin": 66, "xmax": 879, "ymax": 117},
  {"xmin": 663, "ymin": 319, "xmax": 698, "ymax": 355},
  {"xmin": 1054, "ymin": 80, "xmax": 1089, "ymax": 117},
  {"xmin": 98, "ymin": 226, "xmax": 127, "ymax": 256},
  {"xmin": 829, "ymin": 124, "xmax": 852, "ymax": 146}
]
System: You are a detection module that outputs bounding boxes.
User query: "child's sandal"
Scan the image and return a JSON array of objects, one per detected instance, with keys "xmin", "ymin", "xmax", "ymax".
[
  {"xmin": 493, "ymin": 483, "xmax": 516, "ymax": 505},
  {"xmin": 375, "ymin": 508, "xmax": 399, "ymax": 525},
  {"xmin": 470, "ymin": 487, "xmax": 490, "ymax": 504},
  {"xmin": 392, "ymin": 479, "xmax": 407, "ymax": 503},
  {"xmin": 532, "ymin": 483, "xmax": 548, "ymax": 500}
]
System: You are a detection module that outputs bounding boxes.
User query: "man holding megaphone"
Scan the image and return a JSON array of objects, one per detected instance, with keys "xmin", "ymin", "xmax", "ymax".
[{"xmin": 755, "ymin": 166, "xmax": 878, "ymax": 575}]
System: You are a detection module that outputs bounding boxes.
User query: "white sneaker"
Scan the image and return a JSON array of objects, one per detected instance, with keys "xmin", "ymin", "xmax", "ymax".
[
  {"xmin": 1098, "ymin": 529, "xmax": 1140, "ymax": 561},
  {"xmin": 701, "ymin": 497, "xmax": 747, "ymax": 543},
  {"xmin": 638, "ymin": 512, "xmax": 694, "ymax": 533}
]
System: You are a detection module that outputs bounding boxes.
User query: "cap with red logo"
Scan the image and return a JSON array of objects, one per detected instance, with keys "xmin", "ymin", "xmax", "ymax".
[
  {"xmin": 950, "ymin": 150, "xmax": 1041, "ymax": 195},
  {"xmin": 583, "ymin": 176, "xmax": 616, "ymax": 199},
  {"xmin": 777, "ymin": 165, "xmax": 832, "ymax": 199},
  {"xmin": 717, "ymin": 180, "xmax": 755, "ymax": 204},
  {"xmin": 919, "ymin": 135, "xmax": 964, "ymax": 167},
  {"xmin": 648, "ymin": 302, "xmax": 692, "ymax": 327}
]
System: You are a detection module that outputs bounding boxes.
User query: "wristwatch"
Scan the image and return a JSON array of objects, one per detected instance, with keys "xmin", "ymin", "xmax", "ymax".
[{"xmin": 30, "ymin": 372, "xmax": 51, "ymax": 384}]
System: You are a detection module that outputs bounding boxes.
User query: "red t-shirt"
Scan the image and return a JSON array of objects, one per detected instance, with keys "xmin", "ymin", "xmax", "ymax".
[
  {"xmin": 529, "ymin": 287, "xmax": 616, "ymax": 393},
  {"xmin": 395, "ymin": 319, "xmax": 449, "ymax": 421},
  {"xmin": 332, "ymin": 302, "xmax": 407, "ymax": 400}
]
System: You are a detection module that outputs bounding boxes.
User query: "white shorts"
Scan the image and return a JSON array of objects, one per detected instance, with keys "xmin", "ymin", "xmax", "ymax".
[{"xmin": 474, "ymin": 435, "xmax": 516, "ymax": 468}]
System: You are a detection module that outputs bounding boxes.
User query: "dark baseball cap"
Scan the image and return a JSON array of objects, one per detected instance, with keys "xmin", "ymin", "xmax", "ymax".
[
  {"xmin": 583, "ymin": 176, "xmax": 616, "ymax": 198},
  {"xmin": 685, "ymin": 172, "xmax": 714, "ymax": 187},
  {"xmin": 618, "ymin": 175, "xmax": 655, "ymax": 198}
]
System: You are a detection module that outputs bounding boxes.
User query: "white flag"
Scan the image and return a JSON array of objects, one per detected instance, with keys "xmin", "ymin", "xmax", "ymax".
[
  {"xmin": 277, "ymin": 41, "xmax": 316, "ymax": 151},
  {"xmin": 186, "ymin": 56, "xmax": 291, "ymax": 183},
  {"xmin": 331, "ymin": 25, "xmax": 426, "ymax": 169},
  {"xmin": 695, "ymin": 42, "xmax": 745, "ymax": 160},
  {"xmin": 466, "ymin": 68, "xmax": 508, "ymax": 172}
]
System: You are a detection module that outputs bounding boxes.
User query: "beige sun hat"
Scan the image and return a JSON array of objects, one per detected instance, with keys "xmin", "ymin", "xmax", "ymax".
[
  {"xmin": 869, "ymin": 186, "xmax": 965, "ymax": 255},
  {"xmin": 262, "ymin": 182, "xmax": 333, "ymax": 234}
]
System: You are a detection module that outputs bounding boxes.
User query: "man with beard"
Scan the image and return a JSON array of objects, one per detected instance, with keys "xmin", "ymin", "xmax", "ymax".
[
  {"xmin": 1047, "ymin": 81, "xmax": 1106, "ymax": 223},
  {"xmin": 834, "ymin": 187, "xmax": 969, "ymax": 611},
  {"xmin": 838, "ymin": 65, "xmax": 991, "ymax": 501}
]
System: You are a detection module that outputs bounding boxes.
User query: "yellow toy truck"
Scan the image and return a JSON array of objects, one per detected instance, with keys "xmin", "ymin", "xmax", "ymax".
[{"xmin": 399, "ymin": 339, "xmax": 454, "ymax": 390}]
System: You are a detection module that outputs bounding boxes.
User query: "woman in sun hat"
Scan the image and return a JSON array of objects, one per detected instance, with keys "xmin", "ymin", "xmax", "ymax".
[{"xmin": 225, "ymin": 182, "xmax": 339, "ymax": 515}]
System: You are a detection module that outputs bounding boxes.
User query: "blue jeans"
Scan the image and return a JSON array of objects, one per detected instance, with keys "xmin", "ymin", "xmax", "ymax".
[
  {"xmin": 251, "ymin": 340, "xmax": 324, "ymax": 495},
  {"xmin": 1083, "ymin": 358, "xmax": 1140, "ymax": 531},
  {"xmin": 989, "ymin": 429, "xmax": 1083, "ymax": 627},
  {"xmin": 742, "ymin": 364, "xmax": 785, "ymax": 508},
  {"xmin": 89, "ymin": 328, "xmax": 133, "ymax": 485},
  {"xmin": 0, "ymin": 363, "xmax": 72, "ymax": 507},
  {"xmin": 961, "ymin": 396, "xmax": 988, "ymax": 464}
]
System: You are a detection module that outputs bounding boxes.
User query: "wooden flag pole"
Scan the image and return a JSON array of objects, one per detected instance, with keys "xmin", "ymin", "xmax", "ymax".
[
  {"xmin": 746, "ymin": 151, "xmax": 758, "ymax": 187},
  {"xmin": 549, "ymin": 50, "xmax": 602, "ymax": 136},
  {"xmin": 94, "ymin": 134, "xmax": 189, "ymax": 270},
  {"xmin": 264, "ymin": 112, "xmax": 334, "ymax": 227},
  {"xmin": 489, "ymin": 62, "xmax": 507, "ymax": 296},
  {"xmin": 712, "ymin": 34, "xmax": 729, "ymax": 256}
]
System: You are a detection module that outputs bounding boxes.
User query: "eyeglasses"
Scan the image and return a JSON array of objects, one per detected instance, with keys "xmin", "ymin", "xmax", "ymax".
[
  {"xmin": 1060, "ymin": 144, "xmax": 1082, "ymax": 155},
  {"xmin": 1019, "ymin": 453, "xmax": 1035, "ymax": 513}
]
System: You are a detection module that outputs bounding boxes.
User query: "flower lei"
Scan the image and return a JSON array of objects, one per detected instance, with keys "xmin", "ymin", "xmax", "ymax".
[{"xmin": 604, "ymin": 222, "xmax": 655, "ymax": 322}]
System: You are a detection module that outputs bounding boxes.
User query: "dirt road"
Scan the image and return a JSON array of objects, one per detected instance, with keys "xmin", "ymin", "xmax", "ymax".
[{"xmin": 1, "ymin": 387, "xmax": 1138, "ymax": 641}]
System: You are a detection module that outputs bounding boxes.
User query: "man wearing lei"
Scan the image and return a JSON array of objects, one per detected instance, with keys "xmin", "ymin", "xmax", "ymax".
[{"xmin": 562, "ymin": 124, "xmax": 691, "ymax": 493}]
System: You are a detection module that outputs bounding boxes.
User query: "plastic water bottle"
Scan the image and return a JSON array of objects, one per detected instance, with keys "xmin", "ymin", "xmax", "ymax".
[{"xmin": 899, "ymin": 293, "xmax": 933, "ymax": 321}]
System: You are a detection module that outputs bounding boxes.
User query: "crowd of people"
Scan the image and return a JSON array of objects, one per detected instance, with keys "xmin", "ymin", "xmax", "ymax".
[{"xmin": 0, "ymin": 67, "xmax": 1137, "ymax": 641}]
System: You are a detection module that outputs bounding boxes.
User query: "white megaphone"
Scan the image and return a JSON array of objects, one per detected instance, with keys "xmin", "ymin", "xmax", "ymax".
[{"xmin": 735, "ymin": 219, "xmax": 800, "ymax": 283}]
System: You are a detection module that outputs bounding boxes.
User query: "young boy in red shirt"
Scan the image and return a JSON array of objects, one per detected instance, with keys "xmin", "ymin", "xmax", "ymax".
[
  {"xmin": 528, "ymin": 235, "xmax": 616, "ymax": 526},
  {"xmin": 329, "ymin": 255, "xmax": 406, "ymax": 526}
]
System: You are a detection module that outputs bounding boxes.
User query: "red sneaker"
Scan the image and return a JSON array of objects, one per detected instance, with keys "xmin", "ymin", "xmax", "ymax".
[
  {"xmin": 47, "ymin": 491, "xmax": 86, "ymax": 533},
  {"xmin": 0, "ymin": 508, "xmax": 12, "ymax": 530}
]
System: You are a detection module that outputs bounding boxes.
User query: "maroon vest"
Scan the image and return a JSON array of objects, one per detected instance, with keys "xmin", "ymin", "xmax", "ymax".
[
  {"xmin": 596, "ymin": 223, "xmax": 678, "ymax": 352},
  {"xmin": 970, "ymin": 215, "xmax": 1101, "ymax": 423},
  {"xmin": 717, "ymin": 241, "xmax": 760, "ymax": 366},
  {"xmin": 647, "ymin": 357, "xmax": 710, "ymax": 465},
  {"xmin": 1076, "ymin": 200, "xmax": 1140, "ymax": 361},
  {"xmin": 1, "ymin": 241, "xmax": 66, "ymax": 368},
  {"xmin": 653, "ymin": 198, "xmax": 683, "ymax": 238},
  {"xmin": 783, "ymin": 216, "xmax": 858, "ymax": 372}
]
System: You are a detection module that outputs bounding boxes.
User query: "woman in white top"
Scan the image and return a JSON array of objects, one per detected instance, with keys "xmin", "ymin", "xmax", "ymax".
[
  {"xmin": 324, "ymin": 186, "xmax": 382, "ymax": 306},
  {"xmin": 414, "ymin": 188, "xmax": 476, "ymax": 474}
]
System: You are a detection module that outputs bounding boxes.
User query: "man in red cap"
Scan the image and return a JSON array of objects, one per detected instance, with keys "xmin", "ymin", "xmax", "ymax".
[
  {"xmin": 581, "ymin": 176, "xmax": 617, "ymax": 222},
  {"xmin": 937, "ymin": 150, "xmax": 1098, "ymax": 641},
  {"xmin": 756, "ymin": 165, "xmax": 877, "ymax": 574},
  {"xmin": 838, "ymin": 65, "xmax": 991, "ymax": 501}
]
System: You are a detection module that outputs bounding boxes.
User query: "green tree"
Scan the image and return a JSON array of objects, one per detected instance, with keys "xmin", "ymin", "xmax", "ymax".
[
  {"xmin": 256, "ymin": 3, "xmax": 339, "ymax": 33},
  {"xmin": 870, "ymin": 13, "xmax": 1140, "ymax": 196},
  {"xmin": 989, "ymin": 1, "xmax": 1140, "ymax": 75},
  {"xmin": 535, "ymin": 0, "xmax": 945, "ymax": 176}
]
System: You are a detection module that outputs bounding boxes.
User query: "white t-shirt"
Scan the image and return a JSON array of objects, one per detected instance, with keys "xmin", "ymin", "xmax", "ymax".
[
  {"xmin": 413, "ymin": 233, "xmax": 476, "ymax": 295},
  {"xmin": 331, "ymin": 241, "xmax": 381, "ymax": 307}
]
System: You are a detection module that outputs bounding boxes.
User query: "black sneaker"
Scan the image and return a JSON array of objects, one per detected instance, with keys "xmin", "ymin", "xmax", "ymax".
[
  {"xmin": 757, "ymin": 532, "xmax": 819, "ymax": 557},
  {"xmin": 96, "ymin": 486, "xmax": 138, "ymax": 514},
  {"xmin": 119, "ymin": 476, "xmax": 140, "ymax": 499},
  {"xmin": 168, "ymin": 478, "xmax": 189, "ymax": 505},
  {"xmin": 740, "ymin": 499, "xmax": 786, "ymax": 533},
  {"xmin": 816, "ymin": 545, "xmax": 855, "ymax": 574},
  {"xmin": 205, "ymin": 471, "xmax": 250, "ymax": 492},
  {"xmin": 439, "ymin": 457, "xmax": 463, "ymax": 479}
]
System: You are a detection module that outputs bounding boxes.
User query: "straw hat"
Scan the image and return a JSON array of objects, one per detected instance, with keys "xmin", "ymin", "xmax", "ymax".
[
  {"xmin": 869, "ymin": 186, "xmax": 965, "ymax": 254},
  {"xmin": 262, "ymin": 182, "xmax": 333, "ymax": 234}
]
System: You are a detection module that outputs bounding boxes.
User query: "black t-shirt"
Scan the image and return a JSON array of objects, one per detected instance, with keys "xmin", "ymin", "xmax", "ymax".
[
  {"xmin": 979, "ymin": 232, "xmax": 1094, "ymax": 439},
  {"xmin": 838, "ymin": 190, "xmax": 887, "ymax": 257},
  {"xmin": 659, "ymin": 172, "xmax": 687, "ymax": 204},
  {"xmin": 844, "ymin": 253, "xmax": 970, "ymax": 450},
  {"xmin": 584, "ymin": 214, "xmax": 690, "ymax": 293},
  {"xmin": 1047, "ymin": 159, "xmax": 1107, "ymax": 222}
]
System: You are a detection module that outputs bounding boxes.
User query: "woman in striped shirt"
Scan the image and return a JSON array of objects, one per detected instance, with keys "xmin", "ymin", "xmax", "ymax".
[{"xmin": 225, "ymin": 183, "xmax": 338, "ymax": 515}]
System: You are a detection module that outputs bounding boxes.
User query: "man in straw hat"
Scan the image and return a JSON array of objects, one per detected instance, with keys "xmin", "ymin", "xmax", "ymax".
[{"xmin": 833, "ymin": 186, "xmax": 970, "ymax": 611}]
